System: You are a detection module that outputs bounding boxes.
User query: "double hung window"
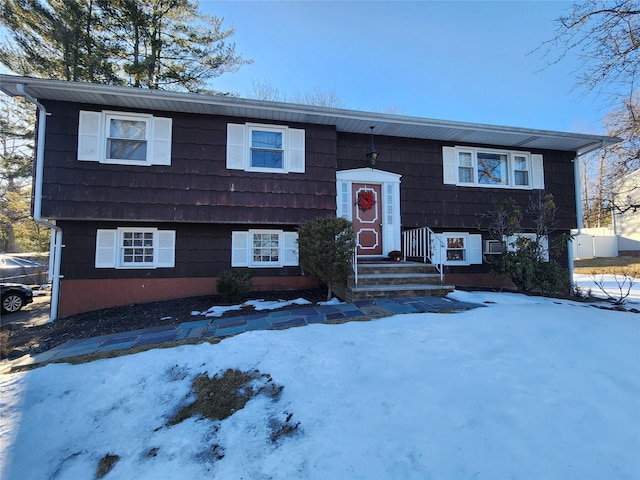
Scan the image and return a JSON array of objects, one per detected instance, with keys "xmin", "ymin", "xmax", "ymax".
[
  {"xmin": 252, "ymin": 232, "xmax": 281, "ymax": 264},
  {"xmin": 95, "ymin": 228, "xmax": 176, "ymax": 269},
  {"xmin": 445, "ymin": 236, "xmax": 467, "ymax": 262},
  {"xmin": 226, "ymin": 123, "xmax": 305, "ymax": 173},
  {"xmin": 231, "ymin": 230, "xmax": 298, "ymax": 267},
  {"xmin": 106, "ymin": 115, "xmax": 148, "ymax": 161},
  {"xmin": 78, "ymin": 110, "xmax": 172, "ymax": 166},
  {"xmin": 431, "ymin": 232, "xmax": 482, "ymax": 266},
  {"xmin": 250, "ymin": 129, "xmax": 284, "ymax": 169}
]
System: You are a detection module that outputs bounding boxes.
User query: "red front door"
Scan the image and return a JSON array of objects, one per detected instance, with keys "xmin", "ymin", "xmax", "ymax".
[{"xmin": 352, "ymin": 183, "xmax": 382, "ymax": 256}]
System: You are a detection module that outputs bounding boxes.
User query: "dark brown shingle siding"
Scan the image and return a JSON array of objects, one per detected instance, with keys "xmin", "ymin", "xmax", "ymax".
[{"xmin": 42, "ymin": 100, "xmax": 337, "ymax": 224}]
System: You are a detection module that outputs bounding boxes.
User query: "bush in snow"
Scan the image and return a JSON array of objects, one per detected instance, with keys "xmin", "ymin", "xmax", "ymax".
[{"xmin": 216, "ymin": 269, "xmax": 252, "ymax": 303}]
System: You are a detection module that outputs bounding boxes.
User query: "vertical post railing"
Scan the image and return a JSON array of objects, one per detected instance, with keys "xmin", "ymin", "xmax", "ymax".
[
  {"xmin": 401, "ymin": 226, "xmax": 445, "ymax": 283},
  {"xmin": 353, "ymin": 246, "xmax": 358, "ymax": 285}
]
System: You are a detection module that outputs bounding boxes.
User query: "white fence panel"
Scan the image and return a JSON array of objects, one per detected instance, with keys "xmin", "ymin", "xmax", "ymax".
[{"xmin": 573, "ymin": 233, "xmax": 619, "ymax": 259}]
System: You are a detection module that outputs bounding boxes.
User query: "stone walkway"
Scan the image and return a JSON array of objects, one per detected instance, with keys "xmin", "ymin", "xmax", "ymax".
[{"xmin": 5, "ymin": 296, "xmax": 483, "ymax": 371}]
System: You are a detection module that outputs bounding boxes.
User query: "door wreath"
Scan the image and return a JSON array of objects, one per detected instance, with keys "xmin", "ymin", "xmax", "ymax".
[{"xmin": 357, "ymin": 190, "xmax": 376, "ymax": 211}]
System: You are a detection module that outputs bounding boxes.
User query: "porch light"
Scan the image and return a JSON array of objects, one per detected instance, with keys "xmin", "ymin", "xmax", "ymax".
[{"xmin": 366, "ymin": 126, "xmax": 379, "ymax": 167}]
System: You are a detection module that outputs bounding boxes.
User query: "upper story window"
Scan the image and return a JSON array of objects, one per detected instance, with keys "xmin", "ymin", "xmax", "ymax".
[
  {"xmin": 443, "ymin": 146, "xmax": 544, "ymax": 190},
  {"xmin": 227, "ymin": 123, "xmax": 305, "ymax": 174},
  {"xmin": 251, "ymin": 128, "xmax": 283, "ymax": 169},
  {"xmin": 106, "ymin": 115, "xmax": 148, "ymax": 161},
  {"xmin": 78, "ymin": 110, "xmax": 172, "ymax": 166}
]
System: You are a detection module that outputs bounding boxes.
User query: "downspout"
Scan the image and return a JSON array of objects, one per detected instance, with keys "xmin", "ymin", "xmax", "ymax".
[
  {"xmin": 570, "ymin": 141, "xmax": 604, "ymax": 284},
  {"xmin": 16, "ymin": 84, "xmax": 63, "ymax": 322}
]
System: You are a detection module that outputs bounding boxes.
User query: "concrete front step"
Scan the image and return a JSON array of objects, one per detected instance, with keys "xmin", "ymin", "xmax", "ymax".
[
  {"xmin": 350, "ymin": 273, "xmax": 443, "ymax": 286},
  {"xmin": 356, "ymin": 262, "xmax": 439, "ymax": 275},
  {"xmin": 333, "ymin": 260, "xmax": 454, "ymax": 302}
]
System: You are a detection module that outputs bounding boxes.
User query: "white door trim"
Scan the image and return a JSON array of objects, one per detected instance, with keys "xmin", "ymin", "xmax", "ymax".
[{"xmin": 336, "ymin": 168, "xmax": 402, "ymax": 255}]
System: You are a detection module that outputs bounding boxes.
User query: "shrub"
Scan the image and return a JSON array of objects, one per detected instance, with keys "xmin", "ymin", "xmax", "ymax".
[
  {"xmin": 216, "ymin": 269, "xmax": 252, "ymax": 303},
  {"xmin": 490, "ymin": 241, "xmax": 570, "ymax": 296},
  {"xmin": 297, "ymin": 216, "xmax": 356, "ymax": 301}
]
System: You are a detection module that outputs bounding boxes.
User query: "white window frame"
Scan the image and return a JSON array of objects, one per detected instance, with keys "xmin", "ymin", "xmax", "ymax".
[
  {"xmin": 444, "ymin": 233, "xmax": 469, "ymax": 265},
  {"xmin": 95, "ymin": 227, "xmax": 176, "ymax": 269},
  {"xmin": 78, "ymin": 110, "xmax": 172, "ymax": 166},
  {"xmin": 231, "ymin": 230, "xmax": 298, "ymax": 268},
  {"xmin": 443, "ymin": 146, "xmax": 544, "ymax": 190},
  {"xmin": 248, "ymin": 125, "xmax": 285, "ymax": 172},
  {"xmin": 432, "ymin": 232, "xmax": 483, "ymax": 266},
  {"xmin": 226, "ymin": 123, "xmax": 305, "ymax": 174},
  {"xmin": 104, "ymin": 113, "xmax": 150, "ymax": 163}
]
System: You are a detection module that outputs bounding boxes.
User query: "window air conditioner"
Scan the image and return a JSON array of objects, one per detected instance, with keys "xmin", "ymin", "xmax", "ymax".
[{"xmin": 484, "ymin": 240, "xmax": 504, "ymax": 254}]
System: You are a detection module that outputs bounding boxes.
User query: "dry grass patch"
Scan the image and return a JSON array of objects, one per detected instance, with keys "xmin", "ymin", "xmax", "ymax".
[
  {"xmin": 96, "ymin": 453, "xmax": 119, "ymax": 479},
  {"xmin": 574, "ymin": 257, "xmax": 640, "ymax": 274},
  {"xmin": 168, "ymin": 368, "xmax": 284, "ymax": 426}
]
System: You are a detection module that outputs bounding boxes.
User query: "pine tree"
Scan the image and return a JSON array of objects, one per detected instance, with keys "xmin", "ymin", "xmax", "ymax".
[{"xmin": 0, "ymin": 0, "xmax": 251, "ymax": 92}]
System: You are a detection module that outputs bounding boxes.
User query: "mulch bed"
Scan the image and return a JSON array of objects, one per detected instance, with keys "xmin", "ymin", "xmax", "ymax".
[{"xmin": 1, "ymin": 288, "xmax": 327, "ymax": 360}]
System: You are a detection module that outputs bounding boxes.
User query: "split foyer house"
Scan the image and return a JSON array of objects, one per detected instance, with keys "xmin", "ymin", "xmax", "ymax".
[{"xmin": 0, "ymin": 75, "xmax": 619, "ymax": 319}]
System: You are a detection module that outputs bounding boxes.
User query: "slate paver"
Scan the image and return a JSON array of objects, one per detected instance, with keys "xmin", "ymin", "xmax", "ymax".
[
  {"xmin": 135, "ymin": 332, "xmax": 178, "ymax": 346},
  {"xmin": 212, "ymin": 324, "xmax": 246, "ymax": 337},
  {"xmin": 11, "ymin": 295, "xmax": 484, "ymax": 369},
  {"xmin": 244, "ymin": 318, "xmax": 272, "ymax": 331},
  {"xmin": 374, "ymin": 299, "xmax": 420, "ymax": 314},
  {"xmin": 271, "ymin": 317, "xmax": 307, "ymax": 329},
  {"xmin": 357, "ymin": 305, "xmax": 390, "ymax": 316},
  {"xmin": 304, "ymin": 314, "xmax": 328, "ymax": 324}
]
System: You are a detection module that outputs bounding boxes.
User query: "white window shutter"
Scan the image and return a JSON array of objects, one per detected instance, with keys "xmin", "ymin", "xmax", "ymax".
[
  {"xmin": 282, "ymin": 232, "xmax": 299, "ymax": 266},
  {"xmin": 442, "ymin": 146, "xmax": 457, "ymax": 185},
  {"xmin": 78, "ymin": 111, "xmax": 102, "ymax": 162},
  {"xmin": 531, "ymin": 154, "xmax": 545, "ymax": 189},
  {"xmin": 231, "ymin": 231, "xmax": 249, "ymax": 266},
  {"xmin": 95, "ymin": 229, "xmax": 117, "ymax": 268},
  {"xmin": 226, "ymin": 123, "xmax": 245, "ymax": 170},
  {"xmin": 156, "ymin": 230, "xmax": 176, "ymax": 267},
  {"xmin": 288, "ymin": 128, "xmax": 305, "ymax": 173},
  {"xmin": 468, "ymin": 234, "xmax": 483, "ymax": 264},
  {"xmin": 151, "ymin": 117, "xmax": 172, "ymax": 166}
]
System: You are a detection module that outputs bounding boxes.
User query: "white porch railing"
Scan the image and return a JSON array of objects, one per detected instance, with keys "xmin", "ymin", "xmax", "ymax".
[
  {"xmin": 353, "ymin": 246, "xmax": 358, "ymax": 285},
  {"xmin": 402, "ymin": 226, "xmax": 445, "ymax": 283}
]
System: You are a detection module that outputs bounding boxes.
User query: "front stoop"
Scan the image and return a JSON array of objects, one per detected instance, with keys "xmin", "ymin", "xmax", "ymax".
[{"xmin": 333, "ymin": 261, "xmax": 455, "ymax": 302}]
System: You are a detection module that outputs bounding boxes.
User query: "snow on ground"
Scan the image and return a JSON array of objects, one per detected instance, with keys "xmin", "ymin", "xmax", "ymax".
[
  {"xmin": 574, "ymin": 273, "xmax": 640, "ymax": 304},
  {"xmin": 193, "ymin": 297, "xmax": 312, "ymax": 317},
  {"xmin": 1, "ymin": 289, "xmax": 639, "ymax": 479}
]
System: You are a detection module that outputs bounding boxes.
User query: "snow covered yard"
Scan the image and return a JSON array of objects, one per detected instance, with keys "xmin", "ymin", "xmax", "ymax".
[{"xmin": 1, "ymin": 289, "xmax": 639, "ymax": 480}]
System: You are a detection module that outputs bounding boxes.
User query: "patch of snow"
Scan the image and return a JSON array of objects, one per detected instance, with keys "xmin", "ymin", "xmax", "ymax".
[
  {"xmin": 574, "ymin": 273, "xmax": 640, "ymax": 305},
  {"xmin": 244, "ymin": 298, "xmax": 311, "ymax": 311},
  {"xmin": 1, "ymin": 290, "xmax": 639, "ymax": 479},
  {"xmin": 318, "ymin": 297, "xmax": 344, "ymax": 306},
  {"xmin": 202, "ymin": 304, "xmax": 243, "ymax": 318}
]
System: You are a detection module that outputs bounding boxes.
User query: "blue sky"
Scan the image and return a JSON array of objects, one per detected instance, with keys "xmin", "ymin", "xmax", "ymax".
[{"xmin": 206, "ymin": 1, "xmax": 613, "ymax": 134}]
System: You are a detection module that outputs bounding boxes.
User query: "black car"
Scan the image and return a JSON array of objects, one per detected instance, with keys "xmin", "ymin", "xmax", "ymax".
[{"xmin": 1, "ymin": 283, "xmax": 34, "ymax": 314}]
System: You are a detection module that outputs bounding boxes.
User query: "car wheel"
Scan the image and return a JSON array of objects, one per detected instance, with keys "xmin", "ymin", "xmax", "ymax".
[{"xmin": 1, "ymin": 293, "xmax": 24, "ymax": 314}]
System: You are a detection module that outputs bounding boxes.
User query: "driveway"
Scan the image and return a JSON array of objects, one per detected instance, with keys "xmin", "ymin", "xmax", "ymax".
[{"xmin": 1, "ymin": 291, "xmax": 51, "ymax": 327}]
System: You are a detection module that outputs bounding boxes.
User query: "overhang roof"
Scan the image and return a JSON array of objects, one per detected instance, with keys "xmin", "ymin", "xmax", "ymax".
[{"xmin": 0, "ymin": 74, "xmax": 619, "ymax": 154}]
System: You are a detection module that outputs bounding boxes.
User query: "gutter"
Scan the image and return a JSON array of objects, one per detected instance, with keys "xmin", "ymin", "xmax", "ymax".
[{"xmin": 15, "ymin": 84, "xmax": 63, "ymax": 322}]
